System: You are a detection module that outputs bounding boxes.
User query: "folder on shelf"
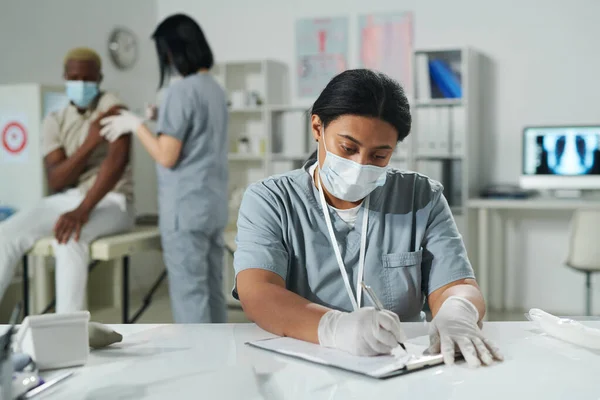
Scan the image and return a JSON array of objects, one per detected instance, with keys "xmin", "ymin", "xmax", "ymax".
[
  {"xmin": 416, "ymin": 160, "xmax": 461, "ymax": 207},
  {"xmin": 389, "ymin": 158, "xmax": 409, "ymax": 171},
  {"xmin": 247, "ymin": 336, "xmax": 444, "ymax": 379},
  {"xmin": 428, "ymin": 60, "xmax": 462, "ymax": 99},
  {"xmin": 416, "ymin": 108, "xmax": 433, "ymax": 156},
  {"xmin": 417, "ymin": 160, "xmax": 444, "ymax": 183},
  {"xmin": 434, "ymin": 107, "xmax": 451, "ymax": 157},
  {"xmin": 425, "ymin": 107, "xmax": 450, "ymax": 157},
  {"xmin": 396, "ymin": 134, "xmax": 411, "ymax": 159},
  {"xmin": 451, "ymin": 106, "xmax": 466, "ymax": 156},
  {"xmin": 451, "ymin": 159, "xmax": 463, "ymax": 206},
  {"xmin": 416, "ymin": 54, "xmax": 431, "ymax": 101}
]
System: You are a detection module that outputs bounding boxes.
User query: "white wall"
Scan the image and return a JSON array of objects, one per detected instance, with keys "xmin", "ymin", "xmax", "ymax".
[
  {"xmin": 158, "ymin": 0, "xmax": 600, "ymax": 315},
  {"xmin": 0, "ymin": 0, "xmax": 163, "ymax": 292}
]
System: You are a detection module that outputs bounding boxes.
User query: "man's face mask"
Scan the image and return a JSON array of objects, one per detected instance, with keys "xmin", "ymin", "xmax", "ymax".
[{"xmin": 65, "ymin": 81, "xmax": 99, "ymax": 109}]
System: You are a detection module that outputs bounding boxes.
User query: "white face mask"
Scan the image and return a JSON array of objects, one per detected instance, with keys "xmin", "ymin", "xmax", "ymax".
[{"xmin": 318, "ymin": 128, "xmax": 388, "ymax": 202}]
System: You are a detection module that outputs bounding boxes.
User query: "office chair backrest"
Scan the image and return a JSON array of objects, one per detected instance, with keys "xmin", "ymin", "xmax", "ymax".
[{"xmin": 566, "ymin": 209, "xmax": 600, "ymax": 271}]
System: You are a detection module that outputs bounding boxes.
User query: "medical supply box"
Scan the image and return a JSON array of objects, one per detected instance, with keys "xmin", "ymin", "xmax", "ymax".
[{"xmin": 13, "ymin": 311, "xmax": 90, "ymax": 370}]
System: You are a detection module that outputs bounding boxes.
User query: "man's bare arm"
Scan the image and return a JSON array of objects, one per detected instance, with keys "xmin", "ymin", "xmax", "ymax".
[
  {"xmin": 54, "ymin": 134, "xmax": 131, "ymax": 243},
  {"xmin": 44, "ymin": 105, "xmax": 122, "ymax": 192},
  {"xmin": 44, "ymin": 145, "xmax": 96, "ymax": 192},
  {"xmin": 78, "ymin": 135, "xmax": 131, "ymax": 213}
]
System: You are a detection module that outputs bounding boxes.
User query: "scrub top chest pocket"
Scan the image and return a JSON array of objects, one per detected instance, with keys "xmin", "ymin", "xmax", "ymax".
[{"xmin": 381, "ymin": 250, "xmax": 424, "ymax": 318}]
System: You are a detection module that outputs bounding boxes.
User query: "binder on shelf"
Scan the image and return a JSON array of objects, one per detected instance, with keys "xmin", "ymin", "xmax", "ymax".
[
  {"xmin": 416, "ymin": 108, "xmax": 434, "ymax": 156},
  {"xmin": 434, "ymin": 107, "xmax": 451, "ymax": 157},
  {"xmin": 416, "ymin": 160, "xmax": 444, "ymax": 184},
  {"xmin": 419, "ymin": 107, "xmax": 452, "ymax": 158},
  {"xmin": 451, "ymin": 160, "xmax": 463, "ymax": 207},
  {"xmin": 272, "ymin": 111, "xmax": 307, "ymax": 156},
  {"xmin": 396, "ymin": 135, "xmax": 411, "ymax": 159},
  {"xmin": 416, "ymin": 160, "xmax": 461, "ymax": 207},
  {"xmin": 415, "ymin": 54, "xmax": 431, "ymax": 101},
  {"xmin": 428, "ymin": 60, "xmax": 462, "ymax": 99},
  {"xmin": 451, "ymin": 106, "xmax": 466, "ymax": 156},
  {"xmin": 389, "ymin": 158, "xmax": 408, "ymax": 171}
]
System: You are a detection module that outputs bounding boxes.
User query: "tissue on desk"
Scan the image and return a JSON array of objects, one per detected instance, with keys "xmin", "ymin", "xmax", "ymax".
[{"xmin": 89, "ymin": 322, "xmax": 123, "ymax": 349}]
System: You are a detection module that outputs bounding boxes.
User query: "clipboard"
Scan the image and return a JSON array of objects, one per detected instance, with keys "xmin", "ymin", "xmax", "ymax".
[{"xmin": 247, "ymin": 336, "xmax": 444, "ymax": 379}]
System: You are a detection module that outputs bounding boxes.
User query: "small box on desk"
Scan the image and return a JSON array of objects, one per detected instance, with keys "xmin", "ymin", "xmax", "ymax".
[{"xmin": 13, "ymin": 312, "xmax": 90, "ymax": 370}]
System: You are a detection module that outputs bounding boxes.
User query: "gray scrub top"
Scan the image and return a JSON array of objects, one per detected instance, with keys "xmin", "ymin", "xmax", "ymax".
[
  {"xmin": 156, "ymin": 73, "xmax": 228, "ymax": 233},
  {"xmin": 233, "ymin": 160, "xmax": 475, "ymax": 321}
]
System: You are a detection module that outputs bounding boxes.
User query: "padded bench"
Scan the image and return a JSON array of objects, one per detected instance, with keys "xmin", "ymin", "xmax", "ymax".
[{"xmin": 22, "ymin": 226, "xmax": 165, "ymax": 323}]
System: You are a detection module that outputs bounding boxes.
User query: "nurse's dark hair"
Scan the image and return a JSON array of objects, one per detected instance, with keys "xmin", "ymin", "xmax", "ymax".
[
  {"xmin": 310, "ymin": 69, "xmax": 411, "ymax": 146},
  {"xmin": 152, "ymin": 13, "xmax": 214, "ymax": 87}
]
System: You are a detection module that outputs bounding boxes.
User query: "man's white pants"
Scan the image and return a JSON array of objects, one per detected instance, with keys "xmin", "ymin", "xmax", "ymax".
[{"xmin": 0, "ymin": 190, "xmax": 134, "ymax": 313}]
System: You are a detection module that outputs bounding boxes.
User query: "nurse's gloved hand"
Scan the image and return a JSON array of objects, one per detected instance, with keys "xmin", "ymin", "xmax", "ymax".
[
  {"xmin": 100, "ymin": 110, "xmax": 144, "ymax": 142},
  {"xmin": 318, "ymin": 307, "xmax": 406, "ymax": 356},
  {"xmin": 427, "ymin": 296, "xmax": 503, "ymax": 368}
]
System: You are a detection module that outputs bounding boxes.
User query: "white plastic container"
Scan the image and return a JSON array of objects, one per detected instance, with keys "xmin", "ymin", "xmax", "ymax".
[
  {"xmin": 527, "ymin": 308, "xmax": 600, "ymax": 350},
  {"xmin": 230, "ymin": 90, "xmax": 247, "ymax": 108},
  {"xmin": 13, "ymin": 311, "xmax": 90, "ymax": 370}
]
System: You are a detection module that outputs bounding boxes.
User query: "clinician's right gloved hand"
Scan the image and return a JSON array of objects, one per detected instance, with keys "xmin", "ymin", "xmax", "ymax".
[
  {"xmin": 100, "ymin": 110, "xmax": 144, "ymax": 142},
  {"xmin": 318, "ymin": 307, "xmax": 406, "ymax": 356}
]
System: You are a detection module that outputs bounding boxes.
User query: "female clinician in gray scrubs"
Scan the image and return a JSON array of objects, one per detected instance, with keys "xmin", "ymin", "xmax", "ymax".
[
  {"xmin": 101, "ymin": 14, "xmax": 228, "ymax": 323},
  {"xmin": 234, "ymin": 70, "xmax": 503, "ymax": 367}
]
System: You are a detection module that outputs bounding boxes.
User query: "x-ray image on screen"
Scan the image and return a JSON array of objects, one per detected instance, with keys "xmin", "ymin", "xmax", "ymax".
[{"xmin": 523, "ymin": 127, "xmax": 600, "ymax": 176}]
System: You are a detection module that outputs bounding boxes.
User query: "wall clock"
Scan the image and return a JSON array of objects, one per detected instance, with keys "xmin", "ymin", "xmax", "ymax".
[{"xmin": 108, "ymin": 28, "xmax": 138, "ymax": 70}]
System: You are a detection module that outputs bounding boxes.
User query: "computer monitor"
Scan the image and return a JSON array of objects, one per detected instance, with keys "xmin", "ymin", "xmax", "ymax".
[{"xmin": 520, "ymin": 125, "xmax": 600, "ymax": 190}]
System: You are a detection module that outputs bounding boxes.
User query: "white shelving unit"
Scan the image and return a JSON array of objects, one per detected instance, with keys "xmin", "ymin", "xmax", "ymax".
[
  {"xmin": 215, "ymin": 60, "xmax": 317, "ymax": 306},
  {"xmin": 411, "ymin": 47, "xmax": 482, "ymax": 250},
  {"xmin": 212, "ymin": 60, "xmax": 289, "ymax": 227}
]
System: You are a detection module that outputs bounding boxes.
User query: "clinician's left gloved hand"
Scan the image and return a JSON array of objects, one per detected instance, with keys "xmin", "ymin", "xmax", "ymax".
[
  {"xmin": 100, "ymin": 110, "xmax": 144, "ymax": 142},
  {"xmin": 427, "ymin": 296, "xmax": 503, "ymax": 368}
]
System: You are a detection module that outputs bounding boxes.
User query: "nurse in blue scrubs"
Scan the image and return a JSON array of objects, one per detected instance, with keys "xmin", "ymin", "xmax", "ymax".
[
  {"xmin": 101, "ymin": 14, "xmax": 228, "ymax": 324},
  {"xmin": 233, "ymin": 69, "xmax": 503, "ymax": 367}
]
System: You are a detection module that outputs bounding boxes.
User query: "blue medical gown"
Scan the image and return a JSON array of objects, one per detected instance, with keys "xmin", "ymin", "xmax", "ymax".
[
  {"xmin": 233, "ymin": 162, "xmax": 475, "ymax": 322},
  {"xmin": 156, "ymin": 74, "xmax": 228, "ymax": 233}
]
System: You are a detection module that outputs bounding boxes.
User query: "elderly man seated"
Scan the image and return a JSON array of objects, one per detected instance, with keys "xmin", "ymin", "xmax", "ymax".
[{"xmin": 0, "ymin": 47, "xmax": 134, "ymax": 312}]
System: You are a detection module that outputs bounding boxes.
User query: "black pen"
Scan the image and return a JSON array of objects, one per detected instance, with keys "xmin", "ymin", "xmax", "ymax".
[{"xmin": 360, "ymin": 282, "xmax": 408, "ymax": 352}]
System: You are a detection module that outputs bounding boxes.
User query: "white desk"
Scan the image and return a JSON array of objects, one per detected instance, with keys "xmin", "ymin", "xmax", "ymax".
[
  {"xmin": 28, "ymin": 321, "xmax": 600, "ymax": 399},
  {"xmin": 467, "ymin": 198, "xmax": 600, "ymax": 311}
]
